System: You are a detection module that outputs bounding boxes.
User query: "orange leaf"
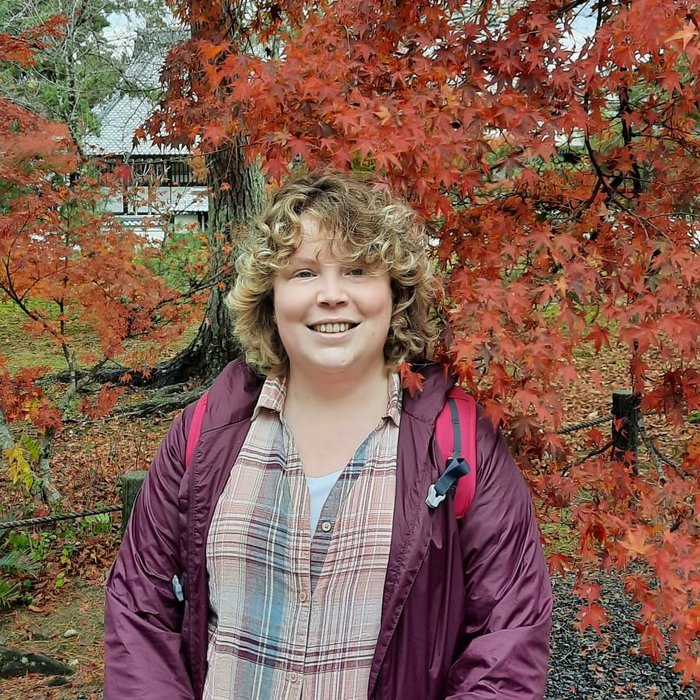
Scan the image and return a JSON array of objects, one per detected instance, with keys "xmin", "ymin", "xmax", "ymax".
[
  {"xmin": 666, "ymin": 23, "xmax": 697, "ymax": 50},
  {"xmin": 399, "ymin": 362, "xmax": 424, "ymax": 398},
  {"xmin": 579, "ymin": 603, "xmax": 608, "ymax": 634},
  {"xmin": 621, "ymin": 528, "xmax": 651, "ymax": 557},
  {"xmin": 674, "ymin": 656, "xmax": 700, "ymax": 687}
]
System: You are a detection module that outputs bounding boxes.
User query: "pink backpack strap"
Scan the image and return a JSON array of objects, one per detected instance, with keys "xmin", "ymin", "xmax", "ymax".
[
  {"xmin": 185, "ymin": 391, "xmax": 209, "ymax": 470},
  {"xmin": 448, "ymin": 387, "xmax": 477, "ymax": 518},
  {"xmin": 428, "ymin": 386, "xmax": 478, "ymax": 519}
]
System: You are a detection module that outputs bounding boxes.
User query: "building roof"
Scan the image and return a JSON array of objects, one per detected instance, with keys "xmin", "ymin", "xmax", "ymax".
[
  {"xmin": 85, "ymin": 93, "xmax": 186, "ymax": 157},
  {"xmin": 85, "ymin": 27, "xmax": 189, "ymax": 158}
]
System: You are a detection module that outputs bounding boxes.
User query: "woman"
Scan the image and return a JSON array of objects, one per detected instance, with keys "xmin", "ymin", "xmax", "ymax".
[{"xmin": 104, "ymin": 169, "xmax": 552, "ymax": 699}]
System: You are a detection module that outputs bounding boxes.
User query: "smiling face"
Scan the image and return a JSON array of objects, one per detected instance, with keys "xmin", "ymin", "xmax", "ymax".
[{"xmin": 272, "ymin": 214, "xmax": 393, "ymax": 381}]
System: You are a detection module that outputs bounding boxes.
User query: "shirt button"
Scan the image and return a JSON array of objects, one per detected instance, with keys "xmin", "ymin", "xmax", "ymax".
[
  {"xmin": 299, "ymin": 590, "xmax": 308, "ymax": 603},
  {"xmin": 289, "ymin": 672, "xmax": 299, "ymax": 683},
  {"xmin": 321, "ymin": 520, "xmax": 332, "ymax": 533}
]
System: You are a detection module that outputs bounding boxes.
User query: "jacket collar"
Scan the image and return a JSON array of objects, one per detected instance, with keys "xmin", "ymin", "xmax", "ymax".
[
  {"xmin": 207, "ymin": 359, "xmax": 422, "ymax": 428},
  {"xmin": 401, "ymin": 363, "xmax": 454, "ymax": 422},
  {"xmin": 203, "ymin": 358, "xmax": 265, "ymax": 428}
]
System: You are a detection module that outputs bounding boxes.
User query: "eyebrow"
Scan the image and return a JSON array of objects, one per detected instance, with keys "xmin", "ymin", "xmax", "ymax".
[{"xmin": 286, "ymin": 255, "xmax": 320, "ymax": 266}]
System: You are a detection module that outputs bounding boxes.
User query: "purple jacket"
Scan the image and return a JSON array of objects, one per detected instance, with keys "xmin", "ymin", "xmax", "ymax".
[{"xmin": 105, "ymin": 360, "xmax": 552, "ymax": 699}]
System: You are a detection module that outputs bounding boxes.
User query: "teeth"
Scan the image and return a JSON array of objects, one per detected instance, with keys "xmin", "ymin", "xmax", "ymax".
[{"xmin": 313, "ymin": 323, "xmax": 351, "ymax": 333}]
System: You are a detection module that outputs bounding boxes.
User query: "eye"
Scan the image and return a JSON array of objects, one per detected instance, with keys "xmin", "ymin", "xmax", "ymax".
[
  {"xmin": 292, "ymin": 269, "xmax": 315, "ymax": 279},
  {"xmin": 346, "ymin": 267, "xmax": 365, "ymax": 276}
]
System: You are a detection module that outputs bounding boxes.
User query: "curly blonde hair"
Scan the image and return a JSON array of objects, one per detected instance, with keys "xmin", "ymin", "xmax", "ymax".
[{"xmin": 227, "ymin": 168, "xmax": 438, "ymax": 376}]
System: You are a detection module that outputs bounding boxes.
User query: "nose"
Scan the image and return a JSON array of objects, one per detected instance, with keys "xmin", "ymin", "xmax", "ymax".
[{"xmin": 316, "ymin": 270, "xmax": 349, "ymax": 306}]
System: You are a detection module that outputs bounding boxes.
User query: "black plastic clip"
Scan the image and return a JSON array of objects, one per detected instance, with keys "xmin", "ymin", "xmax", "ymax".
[{"xmin": 426, "ymin": 456, "xmax": 470, "ymax": 509}]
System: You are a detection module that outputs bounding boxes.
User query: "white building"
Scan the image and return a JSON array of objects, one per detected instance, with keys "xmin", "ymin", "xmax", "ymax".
[{"xmin": 85, "ymin": 30, "xmax": 208, "ymax": 240}]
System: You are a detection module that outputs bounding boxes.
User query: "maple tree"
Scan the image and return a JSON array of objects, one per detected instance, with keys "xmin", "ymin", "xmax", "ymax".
[
  {"xmin": 148, "ymin": 0, "xmax": 700, "ymax": 682},
  {"xmin": 0, "ymin": 22, "xmax": 195, "ymax": 499},
  {"xmin": 146, "ymin": 82, "xmax": 266, "ymax": 380}
]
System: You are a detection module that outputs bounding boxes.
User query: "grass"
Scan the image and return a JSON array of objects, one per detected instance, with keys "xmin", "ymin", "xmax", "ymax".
[
  {"xmin": 541, "ymin": 521, "xmax": 579, "ymax": 557},
  {"xmin": 0, "ymin": 300, "xmax": 99, "ymax": 373},
  {"xmin": 0, "ymin": 299, "xmax": 199, "ymax": 375}
]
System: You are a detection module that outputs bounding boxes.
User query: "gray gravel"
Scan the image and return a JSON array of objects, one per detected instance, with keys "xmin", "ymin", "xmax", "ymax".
[{"xmin": 547, "ymin": 574, "xmax": 696, "ymax": 699}]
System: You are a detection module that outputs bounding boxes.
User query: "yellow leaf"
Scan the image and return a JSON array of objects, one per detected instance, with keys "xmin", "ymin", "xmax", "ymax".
[
  {"xmin": 374, "ymin": 106, "xmax": 392, "ymax": 125},
  {"xmin": 4, "ymin": 444, "xmax": 34, "ymax": 492}
]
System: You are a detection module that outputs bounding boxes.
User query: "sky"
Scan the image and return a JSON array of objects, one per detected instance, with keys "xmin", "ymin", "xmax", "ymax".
[
  {"xmin": 103, "ymin": 12, "xmax": 145, "ymax": 57},
  {"xmin": 567, "ymin": 2, "xmax": 599, "ymax": 53},
  {"xmin": 104, "ymin": 10, "xmax": 179, "ymax": 57}
]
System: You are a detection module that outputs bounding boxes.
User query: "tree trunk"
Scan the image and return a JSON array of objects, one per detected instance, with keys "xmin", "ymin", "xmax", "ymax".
[
  {"xmin": 172, "ymin": 140, "xmax": 265, "ymax": 383},
  {"xmin": 36, "ymin": 428, "xmax": 60, "ymax": 503}
]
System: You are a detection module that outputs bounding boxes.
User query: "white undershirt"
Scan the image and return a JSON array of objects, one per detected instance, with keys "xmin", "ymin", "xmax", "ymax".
[{"xmin": 306, "ymin": 469, "xmax": 344, "ymax": 532}]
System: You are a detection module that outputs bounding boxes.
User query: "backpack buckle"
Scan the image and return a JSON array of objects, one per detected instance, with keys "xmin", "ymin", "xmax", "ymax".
[
  {"xmin": 426, "ymin": 483, "xmax": 446, "ymax": 509},
  {"xmin": 426, "ymin": 457, "xmax": 470, "ymax": 511}
]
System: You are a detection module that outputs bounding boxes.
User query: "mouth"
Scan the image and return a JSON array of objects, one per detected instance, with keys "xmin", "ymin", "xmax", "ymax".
[{"xmin": 309, "ymin": 322, "xmax": 358, "ymax": 334}]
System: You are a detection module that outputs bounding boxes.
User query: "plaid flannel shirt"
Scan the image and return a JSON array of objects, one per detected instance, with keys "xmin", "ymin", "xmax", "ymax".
[{"xmin": 203, "ymin": 373, "xmax": 401, "ymax": 700}]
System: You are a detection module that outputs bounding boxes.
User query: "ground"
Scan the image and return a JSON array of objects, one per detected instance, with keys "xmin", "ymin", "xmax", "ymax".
[
  {"xmin": 0, "ymin": 332, "xmax": 696, "ymax": 699},
  {"xmin": 0, "ymin": 411, "xmax": 171, "ymax": 699},
  {"xmin": 0, "ymin": 583, "xmax": 105, "ymax": 699}
]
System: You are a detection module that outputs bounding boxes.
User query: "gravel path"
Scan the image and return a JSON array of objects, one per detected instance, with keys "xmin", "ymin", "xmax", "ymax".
[{"xmin": 547, "ymin": 574, "xmax": 696, "ymax": 700}]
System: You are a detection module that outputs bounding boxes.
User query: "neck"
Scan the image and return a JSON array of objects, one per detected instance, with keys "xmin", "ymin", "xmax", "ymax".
[{"xmin": 285, "ymin": 363, "xmax": 390, "ymax": 411}]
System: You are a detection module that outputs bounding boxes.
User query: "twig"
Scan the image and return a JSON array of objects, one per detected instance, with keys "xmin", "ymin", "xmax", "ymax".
[
  {"xmin": 638, "ymin": 424, "xmax": 687, "ymax": 479},
  {"xmin": 115, "ymin": 388, "xmax": 206, "ymax": 417},
  {"xmin": 562, "ymin": 439, "xmax": 614, "ymax": 476}
]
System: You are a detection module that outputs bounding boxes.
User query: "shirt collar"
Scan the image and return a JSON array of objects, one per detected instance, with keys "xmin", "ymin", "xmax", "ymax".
[
  {"xmin": 384, "ymin": 372, "xmax": 402, "ymax": 427},
  {"xmin": 251, "ymin": 374, "xmax": 287, "ymax": 420},
  {"xmin": 252, "ymin": 372, "xmax": 402, "ymax": 427}
]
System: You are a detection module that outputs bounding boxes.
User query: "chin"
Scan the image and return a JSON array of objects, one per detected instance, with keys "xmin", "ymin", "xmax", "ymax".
[{"xmin": 317, "ymin": 355, "xmax": 386, "ymax": 377}]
